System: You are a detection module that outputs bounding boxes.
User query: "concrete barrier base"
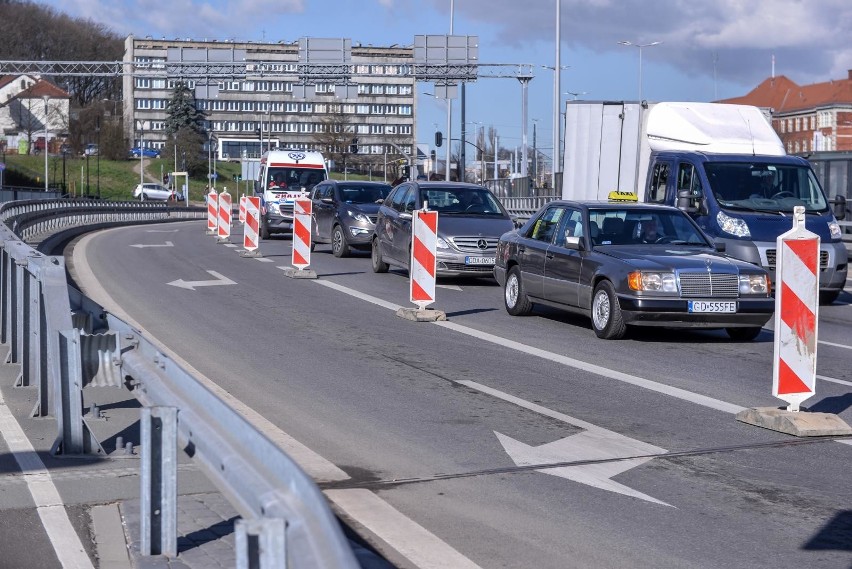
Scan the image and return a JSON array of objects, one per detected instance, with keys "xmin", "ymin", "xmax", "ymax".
[
  {"xmin": 736, "ymin": 406, "xmax": 852, "ymax": 437},
  {"xmin": 239, "ymin": 249, "xmax": 263, "ymax": 258},
  {"xmin": 395, "ymin": 307, "xmax": 447, "ymax": 322},
  {"xmin": 282, "ymin": 267, "xmax": 317, "ymax": 279}
]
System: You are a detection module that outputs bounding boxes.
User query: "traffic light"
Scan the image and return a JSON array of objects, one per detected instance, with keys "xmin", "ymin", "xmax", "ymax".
[
  {"xmin": 435, "ymin": 131, "xmax": 443, "ymax": 147},
  {"xmin": 349, "ymin": 137, "xmax": 359, "ymax": 153},
  {"xmin": 430, "ymin": 149, "xmax": 436, "ymax": 162}
]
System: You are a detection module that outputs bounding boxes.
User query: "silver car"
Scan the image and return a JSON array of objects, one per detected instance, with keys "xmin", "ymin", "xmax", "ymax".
[
  {"xmin": 133, "ymin": 183, "xmax": 178, "ymax": 201},
  {"xmin": 371, "ymin": 182, "xmax": 514, "ymax": 277}
]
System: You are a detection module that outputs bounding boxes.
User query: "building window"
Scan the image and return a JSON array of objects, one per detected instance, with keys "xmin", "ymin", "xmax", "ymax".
[
  {"xmin": 370, "ymin": 124, "xmax": 384, "ymax": 134},
  {"xmin": 227, "ymin": 101, "xmax": 240, "ymax": 111},
  {"xmin": 135, "ymin": 78, "xmax": 151, "ymax": 88},
  {"xmin": 398, "ymin": 125, "xmax": 412, "ymax": 135},
  {"xmin": 399, "ymin": 105, "xmax": 413, "ymax": 116}
]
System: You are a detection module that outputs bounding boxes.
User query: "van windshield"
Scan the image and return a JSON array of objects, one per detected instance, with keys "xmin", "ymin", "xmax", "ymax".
[
  {"xmin": 265, "ymin": 167, "xmax": 326, "ymax": 191},
  {"xmin": 705, "ymin": 162, "xmax": 828, "ymax": 213}
]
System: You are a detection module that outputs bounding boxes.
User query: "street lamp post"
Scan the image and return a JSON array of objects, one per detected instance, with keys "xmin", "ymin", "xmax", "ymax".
[
  {"xmin": 96, "ymin": 116, "xmax": 101, "ymax": 199},
  {"xmin": 207, "ymin": 128, "xmax": 212, "ymax": 191},
  {"xmin": 617, "ymin": 40, "xmax": 662, "ymax": 102},
  {"xmin": 42, "ymin": 95, "xmax": 49, "ymax": 191},
  {"xmin": 137, "ymin": 120, "xmax": 144, "ymax": 199}
]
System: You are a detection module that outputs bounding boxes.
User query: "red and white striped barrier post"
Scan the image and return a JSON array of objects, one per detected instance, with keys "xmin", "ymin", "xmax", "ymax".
[
  {"xmin": 737, "ymin": 207, "xmax": 852, "ymax": 436},
  {"xmin": 410, "ymin": 208, "xmax": 438, "ymax": 309},
  {"xmin": 217, "ymin": 188, "xmax": 232, "ymax": 243},
  {"xmin": 772, "ymin": 205, "xmax": 819, "ymax": 412},
  {"xmin": 240, "ymin": 196, "xmax": 262, "ymax": 257},
  {"xmin": 206, "ymin": 188, "xmax": 218, "ymax": 234},
  {"xmin": 282, "ymin": 198, "xmax": 317, "ymax": 278},
  {"xmin": 238, "ymin": 194, "xmax": 247, "ymax": 224}
]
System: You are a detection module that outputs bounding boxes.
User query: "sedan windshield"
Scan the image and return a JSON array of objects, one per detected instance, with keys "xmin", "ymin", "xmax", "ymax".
[
  {"xmin": 705, "ymin": 162, "xmax": 828, "ymax": 213},
  {"xmin": 420, "ymin": 187, "xmax": 506, "ymax": 215},
  {"xmin": 589, "ymin": 208, "xmax": 711, "ymax": 247},
  {"xmin": 339, "ymin": 184, "xmax": 391, "ymax": 204}
]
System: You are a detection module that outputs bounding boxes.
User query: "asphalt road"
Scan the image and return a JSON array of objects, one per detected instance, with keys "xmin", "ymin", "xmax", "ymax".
[{"xmin": 68, "ymin": 220, "xmax": 852, "ymax": 569}]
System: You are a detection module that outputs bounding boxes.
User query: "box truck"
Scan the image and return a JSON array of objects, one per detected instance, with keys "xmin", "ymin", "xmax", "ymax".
[{"xmin": 561, "ymin": 101, "xmax": 847, "ymax": 303}]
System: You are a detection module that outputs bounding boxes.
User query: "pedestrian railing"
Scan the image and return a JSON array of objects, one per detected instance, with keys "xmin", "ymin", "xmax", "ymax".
[{"xmin": 0, "ymin": 198, "xmax": 359, "ymax": 568}]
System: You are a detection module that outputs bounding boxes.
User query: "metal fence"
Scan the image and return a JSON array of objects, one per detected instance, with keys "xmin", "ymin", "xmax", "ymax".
[{"xmin": 0, "ymin": 198, "xmax": 360, "ymax": 568}]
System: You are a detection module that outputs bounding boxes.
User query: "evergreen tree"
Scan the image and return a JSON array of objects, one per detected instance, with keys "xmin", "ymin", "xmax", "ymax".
[{"xmin": 164, "ymin": 83, "xmax": 205, "ymax": 136}]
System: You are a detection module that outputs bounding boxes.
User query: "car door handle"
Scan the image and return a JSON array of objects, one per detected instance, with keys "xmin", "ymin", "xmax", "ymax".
[
  {"xmin": 518, "ymin": 246, "xmax": 526, "ymax": 253},
  {"xmin": 546, "ymin": 252, "xmax": 554, "ymax": 259}
]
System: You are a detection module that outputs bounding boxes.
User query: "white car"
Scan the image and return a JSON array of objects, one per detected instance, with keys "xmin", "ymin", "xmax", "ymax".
[{"xmin": 133, "ymin": 183, "xmax": 179, "ymax": 201}]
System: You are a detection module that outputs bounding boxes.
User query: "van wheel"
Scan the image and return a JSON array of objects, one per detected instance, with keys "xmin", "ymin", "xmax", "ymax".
[
  {"xmin": 591, "ymin": 281, "xmax": 626, "ymax": 339},
  {"xmin": 726, "ymin": 327, "xmax": 762, "ymax": 341},
  {"xmin": 371, "ymin": 238, "xmax": 388, "ymax": 273},
  {"xmin": 504, "ymin": 266, "xmax": 533, "ymax": 316},
  {"xmin": 260, "ymin": 219, "xmax": 270, "ymax": 240},
  {"xmin": 332, "ymin": 225, "xmax": 350, "ymax": 258}
]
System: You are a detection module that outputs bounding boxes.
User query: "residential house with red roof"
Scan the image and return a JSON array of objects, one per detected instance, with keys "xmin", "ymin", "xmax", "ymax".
[{"xmin": 0, "ymin": 75, "xmax": 70, "ymax": 154}]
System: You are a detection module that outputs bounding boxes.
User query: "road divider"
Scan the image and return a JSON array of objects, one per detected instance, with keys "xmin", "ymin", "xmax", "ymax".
[
  {"xmin": 398, "ymin": 207, "xmax": 445, "ymax": 322},
  {"xmin": 240, "ymin": 196, "xmax": 262, "ymax": 258},
  {"xmin": 206, "ymin": 188, "xmax": 218, "ymax": 235},
  {"xmin": 217, "ymin": 188, "xmax": 232, "ymax": 244},
  {"xmin": 282, "ymin": 198, "xmax": 317, "ymax": 279}
]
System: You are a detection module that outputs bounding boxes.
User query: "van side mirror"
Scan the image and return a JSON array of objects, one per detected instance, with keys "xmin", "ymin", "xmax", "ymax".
[
  {"xmin": 676, "ymin": 189, "xmax": 699, "ymax": 213},
  {"xmin": 832, "ymin": 195, "xmax": 847, "ymax": 221}
]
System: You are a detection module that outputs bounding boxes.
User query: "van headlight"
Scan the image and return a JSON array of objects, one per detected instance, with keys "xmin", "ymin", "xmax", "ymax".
[
  {"xmin": 828, "ymin": 221, "xmax": 841, "ymax": 240},
  {"xmin": 739, "ymin": 274, "xmax": 769, "ymax": 295},
  {"xmin": 628, "ymin": 271, "xmax": 677, "ymax": 292},
  {"xmin": 717, "ymin": 211, "xmax": 751, "ymax": 238}
]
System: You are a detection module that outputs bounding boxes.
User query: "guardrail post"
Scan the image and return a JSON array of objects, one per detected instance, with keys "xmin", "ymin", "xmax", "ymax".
[
  {"xmin": 51, "ymin": 329, "xmax": 104, "ymax": 455},
  {"xmin": 235, "ymin": 518, "xmax": 286, "ymax": 569},
  {"xmin": 141, "ymin": 405, "xmax": 178, "ymax": 558}
]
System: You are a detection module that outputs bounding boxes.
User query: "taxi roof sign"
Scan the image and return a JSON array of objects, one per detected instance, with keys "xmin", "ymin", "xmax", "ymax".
[{"xmin": 608, "ymin": 191, "xmax": 639, "ymax": 202}]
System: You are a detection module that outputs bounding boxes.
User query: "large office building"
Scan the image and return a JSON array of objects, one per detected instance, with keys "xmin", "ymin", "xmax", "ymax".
[{"xmin": 122, "ymin": 35, "xmax": 417, "ymax": 165}]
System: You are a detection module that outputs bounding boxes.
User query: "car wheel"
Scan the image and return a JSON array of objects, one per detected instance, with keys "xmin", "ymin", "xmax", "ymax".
[
  {"xmin": 504, "ymin": 266, "xmax": 533, "ymax": 316},
  {"xmin": 726, "ymin": 327, "xmax": 762, "ymax": 341},
  {"xmin": 371, "ymin": 237, "xmax": 388, "ymax": 273},
  {"xmin": 260, "ymin": 219, "xmax": 270, "ymax": 240},
  {"xmin": 310, "ymin": 242, "xmax": 316, "ymax": 252},
  {"xmin": 819, "ymin": 290, "xmax": 840, "ymax": 305},
  {"xmin": 591, "ymin": 280, "xmax": 626, "ymax": 339},
  {"xmin": 141, "ymin": 193, "xmax": 149, "ymax": 201},
  {"xmin": 332, "ymin": 225, "xmax": 350, "ymax": 258}
]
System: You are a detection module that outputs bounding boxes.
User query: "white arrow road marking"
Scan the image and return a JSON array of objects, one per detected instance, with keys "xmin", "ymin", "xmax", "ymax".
[
  {"xmin": 495, "ymin": 432, "xmax": 671, "ymax": 507},
  {"xmin": 167, "ymin": 270, "xmax": 236, "ymax": 291},
  {"xmin": 145, "ymin": 229, "xmax": 179, "ymax": 233},
  {"xmin": 458, "ymin": 379, "xmax": 671, "ymax": 506},
  {"xmin": 130, "ymin": 241, "xmax": 174, "ymax": 248}
]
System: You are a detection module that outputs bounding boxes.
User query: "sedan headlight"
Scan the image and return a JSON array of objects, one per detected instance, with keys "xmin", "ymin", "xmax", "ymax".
[
  {"xmin": 828, "ymin": 221, "xmax": 842, "ymax": 240},
  {"xmin": 717, "ymin": 211, "xmax": 751, "ymax": 238},
  {"xmin": 346, "ymin": 209, "xmax": 371, "ymax": 224},
  {"xmin": 436, "ymin": 237, "xmax": 450, "ymax": 250},
  {"xmin": 739, "ymin": 274, "xmax": 769, "ymax": 295},
  {"xmin": 628, "ymin": 271, "xmax": 678, "ymax": 292}
]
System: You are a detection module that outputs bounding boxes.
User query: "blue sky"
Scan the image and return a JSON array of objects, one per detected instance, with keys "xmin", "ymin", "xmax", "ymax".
[{"xmin": 42, "ymin": 0, "xmax": 852, "ymax": 161}]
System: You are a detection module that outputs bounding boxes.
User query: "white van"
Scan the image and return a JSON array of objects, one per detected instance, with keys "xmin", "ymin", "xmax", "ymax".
[{"xmin": 255, "ymin": 149, "xmax": 329, "ymax": 239}]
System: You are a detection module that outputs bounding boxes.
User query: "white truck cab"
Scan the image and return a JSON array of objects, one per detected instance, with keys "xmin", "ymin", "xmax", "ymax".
[{"xmin": 255, "ymin": 149, "xmax": 328, "ymax": 239}]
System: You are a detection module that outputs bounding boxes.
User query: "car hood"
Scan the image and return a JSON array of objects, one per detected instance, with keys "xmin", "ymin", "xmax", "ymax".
[
  {"xmin": 343, "ymin": 203, "xmax": 382, "ymax": 215},
  {"xmin": 437, "ymin": 215, "xmax": 514, "ymax": 238},
  {"xmin": 599, "ymin": 245, "xmax": 750, "ymax": 272}
]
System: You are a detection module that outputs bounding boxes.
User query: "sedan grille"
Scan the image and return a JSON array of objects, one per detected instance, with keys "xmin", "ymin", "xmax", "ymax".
[
  {"xmin": 766, "ymin": 249, "xmax": 829, "ymax": 268},
  {"xmin": 678, "ymin": 272, "xmax": 739, "ymax": 298},
  {"xmin": 450, "ymin": 236, "xmax": 499, "ymax": 253},
  {"xmin": 440, "ymin": 262, "xmax": 494, "ymax": 273}
]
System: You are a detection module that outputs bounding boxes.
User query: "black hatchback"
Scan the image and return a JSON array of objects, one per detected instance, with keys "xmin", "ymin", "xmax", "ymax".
[{"xmin": 310, "ymin": 180, "xmax": 392, "ymax": 257}]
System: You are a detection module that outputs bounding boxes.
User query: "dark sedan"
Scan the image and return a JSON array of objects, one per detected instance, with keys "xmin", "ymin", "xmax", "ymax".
[
  {"xmin": 310, "ymin": 180, "xmax": 392, "ymax": 257},
  {"xmin": 494, "ymin": 201, "xmax": 774, "ymax": 340},
  {"xmin": 372, "ymin": 182, "xmax": 515, "ymax": 277}
]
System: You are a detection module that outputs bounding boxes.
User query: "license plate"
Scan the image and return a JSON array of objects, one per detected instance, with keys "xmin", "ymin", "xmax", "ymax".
[
  {"xmin": 465, "ymin": 256, "xmax": 495, "ymax": 265},
  {"xmin": 688, "ymin": 300, "xmax": 737, "ymax": 313}
]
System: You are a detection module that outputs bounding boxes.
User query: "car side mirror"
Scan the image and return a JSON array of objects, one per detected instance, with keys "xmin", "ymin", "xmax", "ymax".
[
  {"xmin": 321, "ymin": 197, "xmax": 333, "ymax": 204},
  {"xmin": 563, "ymin": 236, "xmax": 582, "ymax": 250},
  {"xmin": 831, "ymin": 195, "xmax": 847, "ymax": 221}
]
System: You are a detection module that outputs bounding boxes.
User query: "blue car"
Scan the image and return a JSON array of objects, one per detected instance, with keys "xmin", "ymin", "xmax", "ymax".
[{"xmin": 129, "ymin": 147, "xmax": 161, "ymax": 159}]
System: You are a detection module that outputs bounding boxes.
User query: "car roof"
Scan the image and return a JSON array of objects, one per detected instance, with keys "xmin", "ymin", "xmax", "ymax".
[
  {"xmin": 544, "ymin": 200, "xmax": 681, "ymax": 213},
  {"xmin": 331, "ymin": 180, "xmax": 391, "ymax": 187}
]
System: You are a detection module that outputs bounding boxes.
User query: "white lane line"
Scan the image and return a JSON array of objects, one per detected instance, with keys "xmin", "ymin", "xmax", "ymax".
[
  {"xmin": 254, "ymin": 257, "xmax": 274, "ymax": 263},
  {"xmin": 817, "ymin": 374, "xmax": 852, "ymax": 387},
  {"xmin": 819, "ymin": 340, "xmax": 852, "ymax": 350},
  {"xmin": 0, "ymin": 389, "xmax": 94, "ymax": 569},
  {"xmin": 326, "ymin": 489, "xmax": 482, "ymax": 569},
  {"xmin": 315, "ymin": 280, "xmax": 744, "ymax": 415}
]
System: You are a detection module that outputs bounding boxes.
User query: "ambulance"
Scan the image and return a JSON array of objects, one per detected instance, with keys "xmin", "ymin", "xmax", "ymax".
[{"xmin": 255, "ymin": 149, "xmax": 329, "ymax": 239}]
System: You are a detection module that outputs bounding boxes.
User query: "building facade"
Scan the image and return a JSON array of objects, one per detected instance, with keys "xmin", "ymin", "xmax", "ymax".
[
  {"xmin": 721, "ymin": 70, "xmax": 852, "ymax": 155},
  {"xmin": 0, "ymin": 74, "xmax": 70, "ymax": 155},
  {"xmin": 123, "ymin": 36, "xmax": 417, "ymax": 166}
]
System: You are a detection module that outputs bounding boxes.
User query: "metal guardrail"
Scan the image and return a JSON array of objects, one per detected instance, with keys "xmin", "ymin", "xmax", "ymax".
[{"xmin": 0, "ymin": 198, "xmax": 360, "ymax": 568}]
